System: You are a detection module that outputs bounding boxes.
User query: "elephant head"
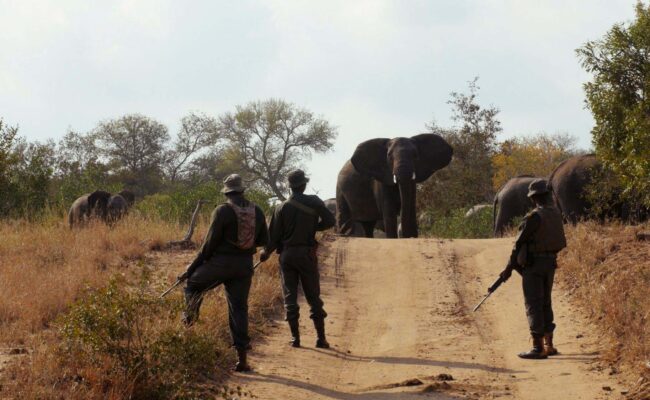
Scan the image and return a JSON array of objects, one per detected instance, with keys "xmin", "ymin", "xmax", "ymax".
[
  {"xmin": 87, "ymin": 190, "xmax": 112, "ymax": 220},
  {"xmin": 350, "ymin": 133, "xmax": 453, "ymax": 237},
  {"xmin": 118, "ymin": 189, "xmax": 135, "ymax": 207}
]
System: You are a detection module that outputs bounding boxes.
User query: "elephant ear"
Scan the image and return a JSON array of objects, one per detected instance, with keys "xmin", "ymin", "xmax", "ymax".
[
  {"xmin": 118, "ymin": 190, "xmax": 135, "ymax": 206},
  {"xmin": 411, "ymin": 133, "xmax": 453, "ymax": 183},
  {"xmin": 350, "ymin": 138, "xmax": 392, "ymax": 184},
  {"xmin": 88, "ymin": 190, "xmax": 111, "ymax": 209}
]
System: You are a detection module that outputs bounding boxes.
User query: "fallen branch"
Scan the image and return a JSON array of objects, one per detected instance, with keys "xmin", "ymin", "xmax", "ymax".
[{"xmin": 163, "ymin": 200, "xmax": 208, "ymax": 250}]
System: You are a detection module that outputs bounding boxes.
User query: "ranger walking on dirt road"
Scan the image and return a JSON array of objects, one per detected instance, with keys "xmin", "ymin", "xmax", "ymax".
[
  {"xmin": 260, "ymin": 169, "xmax": 336, "ymax": 349},
  {"xmin": 499, "ymin": 178, "xmax": 567, "ymax": 359},
  {"xmin": 179, "ymin": 174, "xmax": 269, "ymax": 372}
]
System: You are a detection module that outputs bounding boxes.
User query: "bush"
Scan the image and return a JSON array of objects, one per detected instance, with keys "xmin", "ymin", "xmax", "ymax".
[
  {"xmin": 421, "ymin": 207, "xmax": 493, "ymax": 239},
  {"xmin": 136, "ymin": 183, "xmax": 273, "ymax": 223},
  {"xmin": 60, "ymin": 277, "xmax": 222, "ymax": 399}
]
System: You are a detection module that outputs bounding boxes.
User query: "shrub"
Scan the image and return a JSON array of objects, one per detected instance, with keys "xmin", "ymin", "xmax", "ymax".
[
  {"xmin": 421, "ymin": 207, "xmax": 493, "ymax": 239},
  {"xmin": 59, "ymin": 277, "xmax": 221, "ymax": 399}
]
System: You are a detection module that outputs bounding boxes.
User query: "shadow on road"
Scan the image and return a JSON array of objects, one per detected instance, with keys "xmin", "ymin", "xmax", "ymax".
[
  {"xmin": 300, "ymin": 347, "xmax": 527, "ymax": 374},
  {"xmin": 237, "ymin": 372, "xmax": 466, "ymax": 399}
]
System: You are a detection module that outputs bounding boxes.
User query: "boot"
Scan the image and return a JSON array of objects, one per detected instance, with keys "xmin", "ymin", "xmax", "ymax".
[
  {"xmin": 234, "ymin": 348, "xmax": 251, "ymax": 372},
  {"xmin": 544, "ymin": 333, "xmax": 558, "ymax": 356},
  {"xmin": 313, "ymin": 318, "xmax": 330, "ymax": 349},
  {"xmin": 518, "ymin": 336, "xmax": 548, "ymax": 359},
  {"xmin": 288, "ymin": 319, "xmax": 301, "ymax": 348}
]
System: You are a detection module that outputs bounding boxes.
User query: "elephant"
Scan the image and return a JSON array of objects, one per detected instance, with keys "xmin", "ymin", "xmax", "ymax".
[
  {"xmin": 118, "ymin": 189, "xmax": 135, "ymax": 207},
  {"xmin": 68, "ymin": 189, "xmax": 134, "ymax": 228},
  {"xmin": 547, "ymin": 154, "xmax": 624, "ymax": 224},
  {"xmin": 107, "ymin": 194, "xmax": 128, "ymax": 222},
  {"xmin": 493, "ymin": 175, "xmax": 539, "ymax": 237},
  {"xmin": 324, "ymin": 198, "xmax": 374, "ymax": 237},
  {"xmin": 336, "ymin": 133, "xmax": 453, "ymax": 238},
  {"xmin": 324, "ymin": 198, "xmax": 337, "ymax": 216}
]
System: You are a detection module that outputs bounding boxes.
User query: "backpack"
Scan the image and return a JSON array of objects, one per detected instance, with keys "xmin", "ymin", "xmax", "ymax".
[{"xmin": 225, "ymin": 201, "xmax": 256, "ymax": 250}]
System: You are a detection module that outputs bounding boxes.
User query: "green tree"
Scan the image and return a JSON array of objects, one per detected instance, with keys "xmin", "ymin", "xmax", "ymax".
[
  {"xmin": 218, "ymin": 99, "xmax": 337, "ymax": 200},
  {"xmin": 95, "ymin": 114, "xmax": 170, "ymax": 195},
  {"xmin": 577, "ymin": 1, "xmax": 650, "ymax": 205},
  {"xmin": 418, "ymin": 78, "xmax": 502, "ymax": 213},
  {"xmin": 164, "ymin": 112, "xmax": 220, "ymax": 183}
]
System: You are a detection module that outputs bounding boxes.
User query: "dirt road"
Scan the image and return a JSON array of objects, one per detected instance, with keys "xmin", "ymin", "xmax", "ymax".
[{"xmin": 233, "ymin": 237, "xmax": 622, "ymax": 399}]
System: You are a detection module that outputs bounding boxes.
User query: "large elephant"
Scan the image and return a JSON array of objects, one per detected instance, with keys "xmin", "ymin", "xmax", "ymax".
[
  {"xmin": 548, "ymin": 154, "xmax": 601, "ymax": 224},
  {"xmin": 493, "ymin": 175, "xmax": 538, "ymax": 237},
  {"xmin": 68, "ymin": 189, "xmax": 134, "ymax": 227},
  {"xmin": 336, "ymin": 134, "xmax": 453, "ymax": 238}
]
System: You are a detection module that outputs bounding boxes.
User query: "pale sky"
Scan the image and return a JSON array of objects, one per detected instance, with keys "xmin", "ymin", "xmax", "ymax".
[{"xmin": 0, "ymin": 0, "xmax": 638, "ymax": 198}]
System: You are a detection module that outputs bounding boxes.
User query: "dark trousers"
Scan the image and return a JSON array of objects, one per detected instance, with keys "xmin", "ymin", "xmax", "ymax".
[
  {"xmin": 522, "ymin": 257, "xmax": 556, "ymax": 338},
  {"xmin": 280, "ymin": 246, "xmax": 327, "ymax": 322},
  {"xmin": 184, "ymin": 254, "xmax": 253, "ymax": 350}
]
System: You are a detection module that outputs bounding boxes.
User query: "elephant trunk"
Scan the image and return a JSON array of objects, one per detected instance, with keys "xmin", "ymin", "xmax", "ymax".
[{"xmin": 398, "ymin": 178, "xmax": 418, "ymax": 238}]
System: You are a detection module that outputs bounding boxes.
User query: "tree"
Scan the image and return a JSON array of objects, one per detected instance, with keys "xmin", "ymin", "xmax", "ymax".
[
  {"xmin": 218, "ymin": 99, "xmax": 337, "ymax": 200},
  {"xmin": 164, "ymin": 112, "xmax": 220, "ymax": 182},
  {"xmin": 577, "ymin": 1, "xmax": 650, "ymax": 205},
  {"xmin": 95, "ymin": 114, "xmax": 170, "ymax": 194},
  {"xmin": 492, "ymin": 133, "xmax": 579, "ymax": 191},
  {"xmin": 418, "ymin": 78, "xmax": 502, "ymax": 213}
]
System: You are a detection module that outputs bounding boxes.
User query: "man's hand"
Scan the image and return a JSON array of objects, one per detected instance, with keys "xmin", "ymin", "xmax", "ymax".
[
  {"xmin": 499, "ymin": 266, "xmax": 513, "ymax": 281},
  {"xmin": 259, "ymin": 249, "xmax": 270, "ymax": 262},
  {"xmin": 177, "ymin": 264, "xmax": 193, "ymax": 281},
  {"xmin": 177, "ymin": 271, "xmax": 189, "ymax": 281}
]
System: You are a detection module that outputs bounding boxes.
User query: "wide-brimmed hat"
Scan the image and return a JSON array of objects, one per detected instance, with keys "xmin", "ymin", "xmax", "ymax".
[
  {"xmin": 287, "ymin": 169, "xmax": 310, "ymax": 189},
  {"xmin": 221, "ymin": 174, "xmax": 246, "ymax": 194},
  {"xmin": 527, "ymin": 178, "xmax": 550, "ymax": 198}
]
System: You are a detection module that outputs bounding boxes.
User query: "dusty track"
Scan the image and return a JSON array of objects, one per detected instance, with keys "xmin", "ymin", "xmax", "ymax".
[{"xmin": 232, "ymin": 237, "xmax": 621, "ymax": 399}]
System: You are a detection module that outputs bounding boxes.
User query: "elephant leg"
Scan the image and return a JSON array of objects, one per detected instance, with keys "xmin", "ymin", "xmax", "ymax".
[
  {"xmin": 382, "ymin": 204, "xmax": 398, "ymax": 239},
  {"xmin": 360, "ymin": 221, "xmax": 375, "ymax": 238},
  {"xmin": 336, "ymin": 195, "xmax": 355, "ymax": 235}
]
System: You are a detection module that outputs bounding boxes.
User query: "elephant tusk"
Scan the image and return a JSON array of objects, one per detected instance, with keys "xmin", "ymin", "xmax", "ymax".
[
  {"xmin": 412, "ymin": 172, "xmax": 416, "ymax": 180},
  {"xmin": 393, "ymin": 175, "xmax": 397, "ymax": 184}
]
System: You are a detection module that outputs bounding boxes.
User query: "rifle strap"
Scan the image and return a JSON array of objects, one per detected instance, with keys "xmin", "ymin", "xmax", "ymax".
[{"xmin": 287, "ymin": 199, "xmax": 317, "ymax": 217}]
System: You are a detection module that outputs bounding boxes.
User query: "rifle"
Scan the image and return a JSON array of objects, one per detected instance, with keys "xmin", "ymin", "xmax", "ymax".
[
  {"xmin": 159, "ymin": 260, "xmax": 263, "ymax": 299},
  {"xmin": 472, "ymin": 272, "xmax": 509, "ymax": 312}
]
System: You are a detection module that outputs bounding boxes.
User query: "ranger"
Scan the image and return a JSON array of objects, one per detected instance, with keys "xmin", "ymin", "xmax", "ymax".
[
  {"xmin": 179, "ymin": 174, "xmax": 269, "ymax": 372},
  {"xmin": 499, "ymin": 178, "xmax": 567, "ymax": 359},
  {"xmin": 260, "ymin": 170, "xmax": 336, "ymax": 348}
]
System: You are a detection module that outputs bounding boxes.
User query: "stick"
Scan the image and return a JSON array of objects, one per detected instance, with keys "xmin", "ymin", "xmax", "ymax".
[{"xmin": 183, "ymin": 200, "xmax": 207, "ymax": 242}]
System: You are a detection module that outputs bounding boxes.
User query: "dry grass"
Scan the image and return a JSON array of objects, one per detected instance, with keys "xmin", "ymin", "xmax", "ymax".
[
  {"xmin": 0, "ymin": 215, "xmax": 180, "ymax": 341},
  {"xmin": 558, "ymin": 221, "xmax": 650, "ymax": 399},
  {"xmin": 0, "ymin": 214, "xmax": 283, "ymax": 399}
]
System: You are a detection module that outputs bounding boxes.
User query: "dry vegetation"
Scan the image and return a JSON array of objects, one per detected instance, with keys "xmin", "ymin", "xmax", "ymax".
[
  {"xmin": 559, "ymin": 222, "xmax": 650, "ymax": 400},
  {"xmin": 0, "ymin": 214, "xmax": 283, "ymax": 399}
]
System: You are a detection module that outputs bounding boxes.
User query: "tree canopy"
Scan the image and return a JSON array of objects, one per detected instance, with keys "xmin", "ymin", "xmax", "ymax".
[
  {"xmin": 418, "ymin": 78, "xmax": 502, "ymax": 213},
  {"xmin": 491, "ymin": 133, "xmax": 578, "ymax": 190},
  {"xmin": 218, "ymin": 99, "xmax": 337, "ymax": 200},
  {"xmin": 577, "ymin": 1, "xmax": 650, "ymax": 205}
]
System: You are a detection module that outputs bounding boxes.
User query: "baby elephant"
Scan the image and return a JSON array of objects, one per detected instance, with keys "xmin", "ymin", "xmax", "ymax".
[{"xmin": 68, "ymin": 189, "xmax": 135, "ymax": 228}]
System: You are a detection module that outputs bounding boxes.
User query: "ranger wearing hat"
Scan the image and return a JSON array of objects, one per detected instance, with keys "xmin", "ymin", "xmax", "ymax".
[
  {"xmin": 179, "ymin": 174, "xmax": 269, "ymax": 372},
  {"xmin": 260, "ymin": 169, "xmax": 336, "ymax": 348},
  {"xmin": 500, "ymin": 178, "xmax": 567, "ymax": 359}
]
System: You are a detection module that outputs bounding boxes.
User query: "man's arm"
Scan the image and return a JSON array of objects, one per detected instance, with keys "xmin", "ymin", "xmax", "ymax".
[
  {"xmin": 181, "ymin": 207, "xmax": 225, "ymax": 278},
  {"xmin": 254, "ymin": 206, "xmax": 269, "ymax": 248},
  {"xmin": 501, "ymin": 212, "xmax": 541, "ymax": 279},
  {"xmin": 314, "ymin": 198, "xmax": 336, "ymax": 231}
]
